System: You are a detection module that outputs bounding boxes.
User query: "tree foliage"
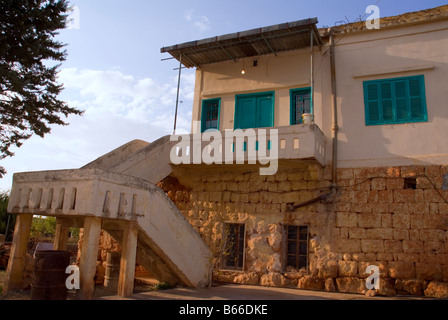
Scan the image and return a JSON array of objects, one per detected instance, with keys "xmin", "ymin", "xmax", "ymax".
[
  {"xmin": 0, "ymin": 192, "xmax": 15, "ymax": 241},
  {"xmin": 0, "ymin": 0, "xmax": 83, "ymax": 176},
  {"xmin": 30, "ymin": 216, "xmax": 56, "ymax": 239},
  {"xmin": 30, "ymin": 216, "xmax": 79, "ymax": 242}
]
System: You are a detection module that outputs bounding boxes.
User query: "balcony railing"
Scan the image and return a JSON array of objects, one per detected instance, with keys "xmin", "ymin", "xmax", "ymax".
[{"xmin": 169, "ymin": 123, "xmax": 327, "ymax": 167}]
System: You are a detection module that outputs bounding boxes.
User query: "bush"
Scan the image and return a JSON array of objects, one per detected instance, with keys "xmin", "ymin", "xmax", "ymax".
[
  {"xmin": 0, "ymin": 192, "xmax": 15, "ymax": 241},
  {"xmin": 30, "ymin": 216, "xmax": 56, "ymax": 240}
]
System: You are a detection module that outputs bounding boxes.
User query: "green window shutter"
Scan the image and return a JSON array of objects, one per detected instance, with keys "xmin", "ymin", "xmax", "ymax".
[
  {"xmin": 364, "ymin": 75, "xmax": 427, "ymax": 126},
  {"xmin": 381, "ymin": 82, "xmax": 394, "ymax": 122},
  {"xmin": 256, "ymin": 95, "xmax": 273, "ymax": 128},
  {"xmin": 409, "ymin": 77, "xmax": 425, "ymax": 120},
  {"xmin": 409, "ymin": 78, "xmax": 421, "ymax": 96},
  {"xmin": 395, "ymin": 81, "xmax": 408, "ymax": 121},
  {"xmin": 235, "ymin": 97, "xmax": 256, "ymax": 129},
  {"xmin": 365, "ymin": 83, "xmax": 380, "ymax": 124}
]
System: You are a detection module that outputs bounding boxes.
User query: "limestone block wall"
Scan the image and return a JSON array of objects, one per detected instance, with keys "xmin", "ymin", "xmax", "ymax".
[
  {"xmin": 77, "ymin": 230, "xmax": 122, "ymax": 285},
  {"xmin": 160, "ymin": 163, "xmax": 448, "ymax": 297},
  {"xmin": 159, "ymin": 163, "xmax": 335, "ymax": 290},
  {"xmin": 332, "ymin": 165, "xmax": 448, "ymax": 297}
]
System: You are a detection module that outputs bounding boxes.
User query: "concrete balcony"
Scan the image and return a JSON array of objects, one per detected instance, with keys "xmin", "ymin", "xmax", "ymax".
[
  {"xmin": 170, "ymin": 124, "xmax": 327, "ymax": 168},
  {"xmin": 271, "ymin": 124, "xmax": 326, "ymax": 165}
]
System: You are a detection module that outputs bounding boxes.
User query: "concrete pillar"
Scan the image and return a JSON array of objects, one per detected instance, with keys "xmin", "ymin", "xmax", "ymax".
[
  {"xmin": 4, "ymin": 214, "xmax": 33, "ymax": 293},
  {"xmin": 118, "ymin": 222, "xmax": 138, "ymax": 297},
  {"xmin": 53, "ymin": 218, "xmax": 70, "ymax": 251},
  {"xmin": 78, "ymin": 217, "xmax": 101, "ymax": 300}
]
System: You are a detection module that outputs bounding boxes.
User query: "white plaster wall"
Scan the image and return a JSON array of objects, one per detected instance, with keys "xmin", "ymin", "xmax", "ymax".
[
  {"xmin": 191, "ymin": 47, "xmax": 327, "ymax": 132},
  {"xmin": 334, "ymin": 19, "xmax": 448, "ymax": 167}
]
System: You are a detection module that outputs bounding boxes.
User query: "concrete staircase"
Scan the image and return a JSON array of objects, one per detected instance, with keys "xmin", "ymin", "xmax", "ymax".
[
  {"xmin": 82, "ymin": 136, "xmax": 175, "ymax": 184},
  {"xmin": 81, "ymin": 137, "xmax": 212, "ymax": 286},
  {"xmin": 7, "ymin": 165, "xmax": 212, "ymax": 292}
]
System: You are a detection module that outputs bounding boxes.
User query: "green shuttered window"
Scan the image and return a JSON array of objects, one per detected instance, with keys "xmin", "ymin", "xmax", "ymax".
[{"xmin": 363, "ymin": 75, "xmax": 428, "ymax": 126}]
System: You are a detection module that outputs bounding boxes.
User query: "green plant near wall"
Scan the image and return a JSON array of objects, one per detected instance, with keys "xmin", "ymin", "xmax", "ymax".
[{"xmin": 154, "ymin": 282, "xmax": 173, "ymax": 291}]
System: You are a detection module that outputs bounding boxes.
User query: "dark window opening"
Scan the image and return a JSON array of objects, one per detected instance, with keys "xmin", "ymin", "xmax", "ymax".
[
  {"xmin": 443, "ymin": 174, "xmax": 448, "ymax": 191},
  {"xmin": 285, "ymin": 225, "xmax": 309, "ymax": 270},
  {"xmin": 222, "ymin": 223, "xmax": 245, "ymax": 270},
  {"xmin": 253, "ymin": 59, "xmax": 258, "ymax": 67},
  {"xmin": 404, "ymin": 178, "xmax": 417, "ymax": 190}
]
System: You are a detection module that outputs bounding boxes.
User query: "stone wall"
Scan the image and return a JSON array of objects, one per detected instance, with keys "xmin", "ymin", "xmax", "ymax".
[
  {"xmin": 77, "ymin": 229, "xmax": 121, "ymax": 285},
  {"xmin": 332, "ymin": 165, "xmax": 448, "ymax": 297},
  {"xmin": 159, "ymin": 163, "xmax": 448, "ymax": 298}
]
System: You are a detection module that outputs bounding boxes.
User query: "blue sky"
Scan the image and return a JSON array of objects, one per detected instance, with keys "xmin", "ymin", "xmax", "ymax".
[{"xmin": 0, "ymin": 0, "xmax": 446, "ymax": 191}]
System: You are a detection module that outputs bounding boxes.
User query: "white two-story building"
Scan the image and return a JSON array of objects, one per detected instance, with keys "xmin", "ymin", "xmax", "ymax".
[{"xmin": 5, "ymin": 5, "xmax": 448, "ymax": 298}]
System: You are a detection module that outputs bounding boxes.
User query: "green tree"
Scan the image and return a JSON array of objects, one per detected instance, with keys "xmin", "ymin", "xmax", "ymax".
[
  {"xmin": 0, "ymin": 0, "xmax": 83, "ymax": 176},
  {"xmin": 30, "ymin": 216, "xmax": 56, "ymax": 239},
  {"xmin": 0, "ymin": 192, "xmax": 15, "ymax": 240}
]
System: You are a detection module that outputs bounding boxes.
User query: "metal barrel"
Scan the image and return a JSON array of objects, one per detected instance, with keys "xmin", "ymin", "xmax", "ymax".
[
  {"xmin": 31, "ymin": 250, "xmax": 71, "ymax": 300},
  {"xmin": 103, "ymin": 252, "xmax": 121, "ymax": 292}
]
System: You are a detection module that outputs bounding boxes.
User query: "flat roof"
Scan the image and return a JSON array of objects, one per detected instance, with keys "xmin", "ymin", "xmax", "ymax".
[{"xmin": 161, "ymin": 17, "xmax": 323, "ymax": 68}]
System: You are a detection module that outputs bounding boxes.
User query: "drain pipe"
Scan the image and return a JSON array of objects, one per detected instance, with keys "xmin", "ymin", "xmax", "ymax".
[
  {"xmin": 329, "ymin": 28, "xmax": 339, "ymax": 191},
  {"xmin": 286, "ymin": 29, "xmax": 339, "ymax": 213},
  {"xmin": 287, "ymin": 192, "xmax": 333, "ymax": 212}
]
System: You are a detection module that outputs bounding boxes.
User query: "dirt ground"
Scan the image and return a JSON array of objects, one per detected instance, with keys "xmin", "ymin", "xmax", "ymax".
[
  {"xmin": 0, "ymin": 270, "xmax": 6, "ymax": 295},
  {"xmin": 0, "ymin": 275, "xmax": 162, "ymax": 300}
]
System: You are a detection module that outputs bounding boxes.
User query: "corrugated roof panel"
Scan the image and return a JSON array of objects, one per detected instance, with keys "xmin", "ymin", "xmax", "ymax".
[{"xmin": 161, "ymin": 17, "xmax": 322, "ymax": 68}]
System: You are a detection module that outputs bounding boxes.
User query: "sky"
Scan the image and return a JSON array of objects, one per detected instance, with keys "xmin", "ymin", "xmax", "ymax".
[{"xmin": 0, "ymin": 0, "xmax": 447, "ymax": 191}]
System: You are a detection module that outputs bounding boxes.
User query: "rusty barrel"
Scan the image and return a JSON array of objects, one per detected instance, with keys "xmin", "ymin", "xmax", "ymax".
[
  {"xmin": 103, "ymin": 252, "xmax": 121, "ymax": 292},
  {"xmin": 31, "ymin": 250, "xmax": 71, "ymax": 300}
]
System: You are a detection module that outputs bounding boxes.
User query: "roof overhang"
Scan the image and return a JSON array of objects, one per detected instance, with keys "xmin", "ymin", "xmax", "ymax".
[{"xmin": 161, "ymin": 17, "xmax": 323, "ymax": 68}]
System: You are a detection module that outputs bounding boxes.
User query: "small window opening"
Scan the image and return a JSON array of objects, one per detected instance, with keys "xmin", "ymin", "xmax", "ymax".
[
  {"xmin": 285, "ymin": 225, "xmax": 309, "ymax": 270},
  {"xmin": 222, "ymin": 223, "xmax": 245, "ymax": 270},
  {"xmin": 442, "ymin": 174, "xmax": 448, "ymax": 191},
  {"xmin": 253, "ymin": 59, "xmax": 258, "ymax": 67},
  {"xmin": 404, "ymin": 178, "xmax": 417, "ymax": 190}
]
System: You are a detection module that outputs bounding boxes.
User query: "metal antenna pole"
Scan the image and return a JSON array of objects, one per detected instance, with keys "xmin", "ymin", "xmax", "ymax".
[{"xmin": 173, "ymin": 54, "xmax": 183, "ymax": 135}]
